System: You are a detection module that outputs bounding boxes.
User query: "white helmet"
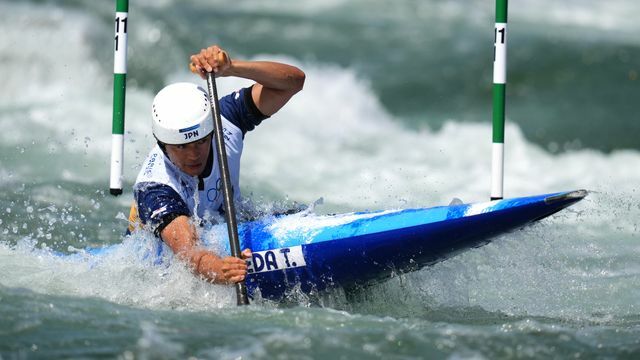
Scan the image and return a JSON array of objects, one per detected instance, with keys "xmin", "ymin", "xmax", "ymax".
[{"xmin": 151, "ymin": 82, "xmax": 213, "ymax": 145}]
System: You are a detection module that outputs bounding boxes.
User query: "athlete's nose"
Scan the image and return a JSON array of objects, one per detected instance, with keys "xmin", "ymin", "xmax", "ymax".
[{"xmin": 184, "ymin": 144, "xmax": 201, "ymax": 159}]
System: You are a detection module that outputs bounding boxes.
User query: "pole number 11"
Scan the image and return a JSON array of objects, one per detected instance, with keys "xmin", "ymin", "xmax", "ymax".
[{"xmin": 114, "ymin": 16, "xmax": 128, "ymax": 51}]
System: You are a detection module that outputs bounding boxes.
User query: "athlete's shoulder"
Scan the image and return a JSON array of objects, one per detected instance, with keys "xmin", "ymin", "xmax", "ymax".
[
  {"xmin": 133, "ymin": 181, "xmax": 190, "ymax": 236},
  {"xmin": 219, "ymin": 85, "xmax": 270, "ymax": 135}
]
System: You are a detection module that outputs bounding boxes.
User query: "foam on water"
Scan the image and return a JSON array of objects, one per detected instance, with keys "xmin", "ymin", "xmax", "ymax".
[
  {"xmin": 227, "ymin": 62, "xmax": 640, "ymax": 211},
  {"xmin": 0, "ymin": 2, "xmax": 155, "ymax": 188},
  {"xmin": 1, "ymin": 1, "xmax": 639, "ymax": 204},
  {"xmin": 0, "ymin": 235, "xmax": 242, "ymax": 311}
]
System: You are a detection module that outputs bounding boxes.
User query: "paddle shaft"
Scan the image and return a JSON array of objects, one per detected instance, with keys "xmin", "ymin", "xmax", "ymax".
[{"xmin": 206, "ymin": 72, "xmax": 250, "ymax": 306}]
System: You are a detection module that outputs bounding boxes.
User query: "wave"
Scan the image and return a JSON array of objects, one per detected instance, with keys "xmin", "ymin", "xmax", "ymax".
[
  {"xmin": 2, "ymin": 0, "xmax": 639, "ymax": 155},
  {"xmin": 0, "ymin": 0, "xmax": 638, "ymax": 208}
]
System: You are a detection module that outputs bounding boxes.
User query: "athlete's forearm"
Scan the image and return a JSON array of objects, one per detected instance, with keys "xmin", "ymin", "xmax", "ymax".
[
  {"xmin": 223, "ymin": 60, "xmax": 305, "ymax": 93},
  {"xmin": 160, "ymin": 215, "xmax": 249, "ymax": 284},
  {"xmin": 161, "ymin": 216, "xmax": 224, "ymax": 283},
  {"xmin": 188, "ymin": 250, "xmax": 226, "ymax": 284}
]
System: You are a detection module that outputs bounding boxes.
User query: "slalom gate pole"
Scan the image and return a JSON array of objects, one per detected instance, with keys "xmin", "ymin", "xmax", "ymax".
[
  {"xmin": 110, "ymin": 0, "xmax": 129, "ymax": 196},
  {"xmin": 491, "ymin": 0, "xmax": 508, "ymax": 200}
]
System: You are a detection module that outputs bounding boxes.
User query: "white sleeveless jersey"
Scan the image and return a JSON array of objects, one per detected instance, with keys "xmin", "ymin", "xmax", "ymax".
[{"xmin": 134, "ymin": 116, "xmax": 243, "ymax": 220}]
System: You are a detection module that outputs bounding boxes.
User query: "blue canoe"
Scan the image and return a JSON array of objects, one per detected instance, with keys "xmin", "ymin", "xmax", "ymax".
[
  {"xmin": 222, "ymin": 189, "xmax": 586, "ymax": 299},
  {"xmin": 80, "ymin": 190, "xmax": 585, "ymax": 300}
]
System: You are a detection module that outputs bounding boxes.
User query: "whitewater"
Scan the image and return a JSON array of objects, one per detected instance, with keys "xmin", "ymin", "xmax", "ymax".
[{"xmin": 1, "ymin": 0, "xmax": 639, "ymax": 358}]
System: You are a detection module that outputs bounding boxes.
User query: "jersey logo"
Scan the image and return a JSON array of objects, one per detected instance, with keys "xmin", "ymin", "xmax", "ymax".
[
  {"xmin": 143, "ymin": 153, "xmax": 158, "ymax": 177},
  {"xmin": 206, "ymin": 178, "xmax": 223, "ymax": 202}
]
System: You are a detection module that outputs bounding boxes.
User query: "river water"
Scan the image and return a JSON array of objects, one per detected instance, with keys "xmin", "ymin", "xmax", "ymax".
[{"xmin": 1, "ymin": 0, "xmax": 639, "ymax": 358}]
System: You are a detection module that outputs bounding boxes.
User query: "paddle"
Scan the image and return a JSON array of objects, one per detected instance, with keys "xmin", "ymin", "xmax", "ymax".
[{"xmin": 205, "ymin": 71, "xmax": 250, "ymax": 305}]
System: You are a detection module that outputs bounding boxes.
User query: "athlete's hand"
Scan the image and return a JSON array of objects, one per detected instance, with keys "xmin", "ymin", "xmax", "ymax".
[
  {"xmin": 189, "ymin": 45, "xmax": 231, "ymax": 79},
  {"xmin": 219, "ymin": 248, "xmax": 252, "ymax": 284}
]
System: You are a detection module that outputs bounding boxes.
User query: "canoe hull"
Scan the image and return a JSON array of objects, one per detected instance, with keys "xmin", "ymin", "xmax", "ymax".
[{"xmin": 242, "ymin": 190, "xmax": 587, "ymax": 299}]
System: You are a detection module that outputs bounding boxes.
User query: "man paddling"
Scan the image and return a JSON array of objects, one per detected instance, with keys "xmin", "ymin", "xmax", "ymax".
[{"xmin": 128, "ymin": 45, "xmax": 305, "ymax": 284}]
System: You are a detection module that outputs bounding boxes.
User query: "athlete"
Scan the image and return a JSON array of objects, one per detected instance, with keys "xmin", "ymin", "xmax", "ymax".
[{"xmin": 129, "ymin": 45, "xmax": 305, "ymax": 285}]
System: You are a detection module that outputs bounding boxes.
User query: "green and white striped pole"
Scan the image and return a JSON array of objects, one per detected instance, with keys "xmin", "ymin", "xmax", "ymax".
[
  {"xmin": 491, "ymin": 0, "xmax": 508, "ymax": 200},
  {"xmin": 110, "ymin": 0, "xmax": 129, "ymax": 196}
]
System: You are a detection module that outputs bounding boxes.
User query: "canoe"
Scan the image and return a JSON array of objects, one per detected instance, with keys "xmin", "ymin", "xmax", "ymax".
[
  {"xmin": 232, "ymin": 190, "xmax": 586, "ymax": 299},
  {"xmin": 78, "ymin": 190, "xmax": 586, "ymax": 300}
]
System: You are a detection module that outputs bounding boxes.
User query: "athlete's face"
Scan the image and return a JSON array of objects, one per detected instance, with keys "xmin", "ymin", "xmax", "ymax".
[{"xmin": 165, "ymin": 134, "xmax": 212, "ymax": 177}]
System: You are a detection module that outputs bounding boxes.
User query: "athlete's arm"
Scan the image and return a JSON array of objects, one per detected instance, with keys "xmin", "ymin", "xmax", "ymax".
[
  {"xmin": 160, "ymin": 215, "xmax": 251, "ymax": 284},
  {"xmin": 189, "ymin": 45, "xmax": 305, "ymax": 116}
]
